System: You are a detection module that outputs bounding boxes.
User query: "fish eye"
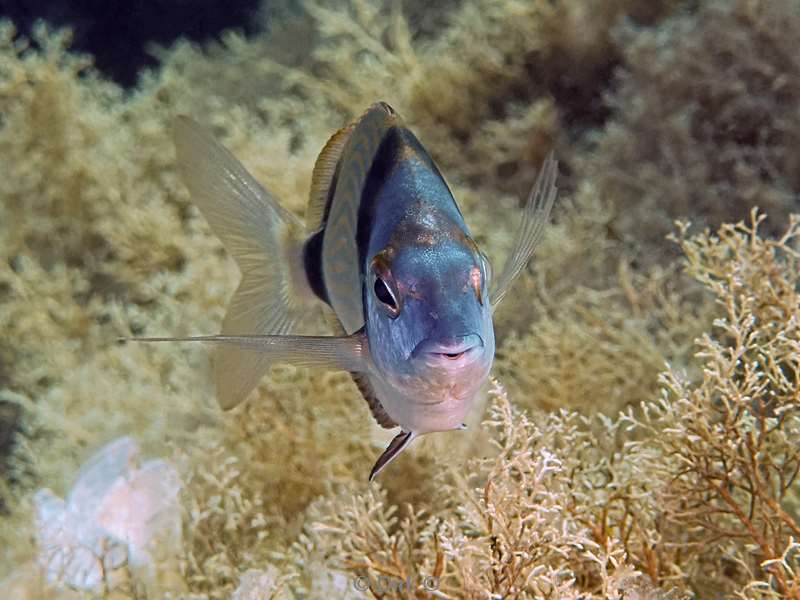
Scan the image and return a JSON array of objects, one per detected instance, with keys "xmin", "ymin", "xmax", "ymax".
[{"xmin": 374, "ymin": 277, "xmax": 399, "ymax": 314}]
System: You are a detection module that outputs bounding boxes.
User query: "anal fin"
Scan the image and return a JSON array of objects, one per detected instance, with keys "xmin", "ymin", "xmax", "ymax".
[
  {"xmin": 324, "ymin": 311, "xmax": 396, "ymax": 429},
  {"xmin": 351, "ymin": 372, "xmax": 397, "ymax": 429}
]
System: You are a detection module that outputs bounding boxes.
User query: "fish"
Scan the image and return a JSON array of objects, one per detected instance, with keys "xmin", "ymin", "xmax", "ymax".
[{"xmin": 135, "ymin": 102, "xmax": 557, "ymax": 480}]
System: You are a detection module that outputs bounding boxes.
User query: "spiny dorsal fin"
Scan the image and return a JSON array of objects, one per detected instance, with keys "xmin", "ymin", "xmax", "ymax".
[
  {"xmin": 322, "ymin": 102, "xmax": 400, "ymax": 334},
  {"xmin": 306, "ymin": 102, "xmax": 399, "ymax": 234},
  {"xmin": 305, "ymin": 123, "xmax": 354, "ymax": 232}
]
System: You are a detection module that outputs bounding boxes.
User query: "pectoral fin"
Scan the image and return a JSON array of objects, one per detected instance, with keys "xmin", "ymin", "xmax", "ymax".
[
  {"xmin": 369, "ymin": 430, "xmax": 417, "ymax": 482},
  {"xmin": 130, "ymin": 332, "xmax": 367, "ymax": 404},
  {"xmin": 490, "ymin": 153, "xmax": 558, "ymax": 307}
]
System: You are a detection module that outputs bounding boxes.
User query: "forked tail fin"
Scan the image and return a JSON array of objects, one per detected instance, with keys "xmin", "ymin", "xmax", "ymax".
[{"xmin": 173, "ymin": 117, "xmax": 316, "ymax": 409}]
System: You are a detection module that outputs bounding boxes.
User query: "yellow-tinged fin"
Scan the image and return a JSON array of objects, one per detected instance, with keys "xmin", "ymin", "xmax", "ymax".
[
  {"xmin": 305, "ymin": 123, "xmax": 355, "ymax": 232},
  {"xmin": 490, "ymin": 152, "xmax": 558, "ymax": 308},
  {"xmin": 129, "ymin": 333, "xmax": 367, "ymax": 373},
  {"xmin": 322, "ymin": 102, "xmax": 400, "ymax": 334},
  {"xmin": 173, "ymin": 116, "xmax": 319, "ymax": 410}
]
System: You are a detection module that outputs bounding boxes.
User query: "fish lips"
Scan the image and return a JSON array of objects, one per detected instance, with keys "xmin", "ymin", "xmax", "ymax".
[{"xmin": 410, "ymin": 333, "xmax": 485, "ymax": 370}]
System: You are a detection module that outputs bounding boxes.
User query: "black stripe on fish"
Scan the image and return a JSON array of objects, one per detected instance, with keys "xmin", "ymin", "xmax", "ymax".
[
  {"xmin": 302, "ymin": 116, "xmax": 393, "ymax": 309},
  {"xmin": 318, "ymin": 146, "xmax": 344, "ymax": 232},
  {"xmin": 302, "ymin": 141, "xmax": 346, "ymax": 307},
  {"xmin": 305, "ymin": 120, "xmax": 455, "ymax": 312},
  {"xmin": 302, "ymin": 229, "xmax": 330, "ymax": 306},
  {"xmin": 356, "ymin": 126, "xmax": 400, "ymax": 279},
  {"xmin": 302, "ymin": 122, "xmax": 399, "ymax": 310},
  {"xmin": 356, "ymin": 126, "xmax": 459, "ymax": 277}
]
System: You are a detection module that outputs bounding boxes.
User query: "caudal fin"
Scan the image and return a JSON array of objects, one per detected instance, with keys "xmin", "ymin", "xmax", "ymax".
[{"xmin": 173, "ymin": 117, "xmax": 316, "ymax": 409}]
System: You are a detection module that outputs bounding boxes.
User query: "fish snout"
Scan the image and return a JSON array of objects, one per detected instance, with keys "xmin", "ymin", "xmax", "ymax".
[{"xmin": 412, "ymin": 334, "xmax": 484, "ymax": 369}]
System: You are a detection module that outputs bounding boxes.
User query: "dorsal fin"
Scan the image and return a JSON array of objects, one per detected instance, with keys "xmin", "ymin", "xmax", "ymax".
[
  {"xmin": 305, "ymin": 123, "xmax": 354, "ymax": 232},
  {"xmin": 321, "ymin": 102, "xmax": 400, "ymax": 334}
]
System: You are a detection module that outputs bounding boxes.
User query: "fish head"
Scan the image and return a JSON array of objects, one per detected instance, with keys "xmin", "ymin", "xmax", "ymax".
[{"xmin": 365, "ymin": 233, "xmax": 495, "ymax": 392}]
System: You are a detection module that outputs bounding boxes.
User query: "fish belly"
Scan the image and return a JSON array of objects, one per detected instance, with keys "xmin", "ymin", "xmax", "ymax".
[{"xmin": 369, "ymin": 372, "xmax": 476, "ymax": 434}]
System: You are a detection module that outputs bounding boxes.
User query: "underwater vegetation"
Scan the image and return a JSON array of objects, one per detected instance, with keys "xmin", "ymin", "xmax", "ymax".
[{"xmin": 0, "ymin": 0, "xmax": 798, "ymax": 597}]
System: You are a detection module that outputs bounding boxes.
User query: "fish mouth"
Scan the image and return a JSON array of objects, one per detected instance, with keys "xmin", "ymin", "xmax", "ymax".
[{"xmin": 411, "ymin": 334, "xmax": 484, "ymax": 367}]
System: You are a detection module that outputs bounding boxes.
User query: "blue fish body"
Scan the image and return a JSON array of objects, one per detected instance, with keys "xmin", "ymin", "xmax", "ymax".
[
  {"xmin": 138, "ymin": 102, "xmax": 557, "ymax": 480},
  {"xmin": 356, "ymin": 125, "xmax": 495, "ymax": 434}
]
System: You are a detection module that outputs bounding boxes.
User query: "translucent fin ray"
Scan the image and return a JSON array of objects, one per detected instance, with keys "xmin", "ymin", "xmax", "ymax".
[
  {"xmin": 306, "ymin": 123, "xmax": 354, "ymax": 232},
  {"xmin": 490, "ymin": 153, "xmax": 558, "ymax": 307},
  {"xmin": 130, "ymin": 333, "xmax": 366, "ymax": 374},
  {"xmin": 173, "ymin": 117, "xmax": 314, "ymax": 409},
  {"xmin": 325, "ymin": 311, "xmax": 395, "ymax": 428}
]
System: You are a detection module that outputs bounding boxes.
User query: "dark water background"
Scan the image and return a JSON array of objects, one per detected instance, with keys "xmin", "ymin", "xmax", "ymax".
[{"xmin": 0, "ymin": 0, "xmax": 261, "ymax": 86}]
